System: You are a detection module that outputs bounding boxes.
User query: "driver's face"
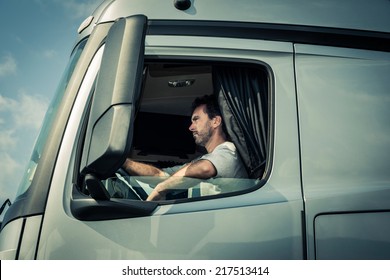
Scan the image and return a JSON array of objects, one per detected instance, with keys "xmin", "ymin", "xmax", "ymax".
[{"xmin": 189, "ymin": 104, "xmax": 212, "ymax": 147}]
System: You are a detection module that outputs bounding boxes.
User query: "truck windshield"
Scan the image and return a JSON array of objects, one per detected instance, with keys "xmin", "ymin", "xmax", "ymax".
[{"xmin": 15, "ymin": 39, "xmax": 88, "ymax": 198}]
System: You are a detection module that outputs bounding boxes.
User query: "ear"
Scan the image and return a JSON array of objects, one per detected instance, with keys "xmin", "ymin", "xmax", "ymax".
[{"xmin": 212, "ymin": 115, "xmax": 222, "ymax": 128}]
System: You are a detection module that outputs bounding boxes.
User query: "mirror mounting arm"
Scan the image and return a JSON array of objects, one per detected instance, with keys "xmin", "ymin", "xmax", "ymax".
[{"xmin": 85, "ymin": 174, "xmax": 110, "ymax": 200}]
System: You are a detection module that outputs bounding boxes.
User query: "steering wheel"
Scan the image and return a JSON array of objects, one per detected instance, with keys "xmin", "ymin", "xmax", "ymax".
[{"xmin": 112, "ymin": 168, "xmax": 149, "ymax": 200}]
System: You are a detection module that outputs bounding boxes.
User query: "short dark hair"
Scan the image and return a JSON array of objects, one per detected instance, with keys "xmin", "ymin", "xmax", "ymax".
[{"xmin": 191, "ymin": 94, "xmax": 221, "ymax": 119}]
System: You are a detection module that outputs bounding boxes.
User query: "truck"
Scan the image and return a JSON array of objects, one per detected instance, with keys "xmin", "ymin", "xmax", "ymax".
[{"xmin": 0, "ymin": 0, "xmax": 389, "ymax": 259}]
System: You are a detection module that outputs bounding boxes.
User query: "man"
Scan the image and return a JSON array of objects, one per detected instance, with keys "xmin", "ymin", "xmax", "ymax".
[{"xmin": 122, "ymin": 95, "xmax": 247, "ymax": 201}]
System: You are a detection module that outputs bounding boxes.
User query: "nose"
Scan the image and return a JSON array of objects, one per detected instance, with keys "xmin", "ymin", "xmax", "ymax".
[{"xmin": 189, "ymin": 122, "xmax": 195, "ymax": 131}]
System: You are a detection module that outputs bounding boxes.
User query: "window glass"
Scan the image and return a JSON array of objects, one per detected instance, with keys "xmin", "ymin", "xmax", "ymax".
[
  {"xmin": 99, "ymin": 62, "xmax": 269, "ymax": 202},
  {"xmin": 16, "ymin": 39, "xmax": 88, "ymax": 197}
]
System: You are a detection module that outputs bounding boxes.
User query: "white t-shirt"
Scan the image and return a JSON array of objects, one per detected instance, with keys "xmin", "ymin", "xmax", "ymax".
[{"xmin": 200, "ymin": 141, "xmax": 248, "ymax": 178}]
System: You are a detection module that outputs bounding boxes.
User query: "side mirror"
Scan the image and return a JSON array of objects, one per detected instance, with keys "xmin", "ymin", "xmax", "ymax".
[{"xmin": 80, "ymin": 15, "xmax": 147, "ymax": 180}]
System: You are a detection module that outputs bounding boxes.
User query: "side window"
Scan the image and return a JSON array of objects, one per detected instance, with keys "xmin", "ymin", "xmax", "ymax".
[{"xmin": 101, "ymin": 62, "xmax": 270, "ymax": 202}]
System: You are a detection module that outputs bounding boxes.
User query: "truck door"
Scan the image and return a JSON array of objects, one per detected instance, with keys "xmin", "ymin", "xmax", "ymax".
[
  {"xmin": 295, "ymin": 44, "xmax": 390, "ymax": 259},
  {"xmin": 37, "ymin": 17, "xmax": 304, "ymax": 259}
]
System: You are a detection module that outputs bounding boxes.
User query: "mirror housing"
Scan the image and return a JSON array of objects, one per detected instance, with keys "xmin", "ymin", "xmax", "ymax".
[{"xmin": 81, "ymin": 15, "xmax": 147, "ymax": 179}]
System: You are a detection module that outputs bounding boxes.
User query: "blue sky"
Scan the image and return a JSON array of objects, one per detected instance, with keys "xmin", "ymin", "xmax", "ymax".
[{"xmin": 0, "ymin": 0, "xmax": 102, "ymax": 212}]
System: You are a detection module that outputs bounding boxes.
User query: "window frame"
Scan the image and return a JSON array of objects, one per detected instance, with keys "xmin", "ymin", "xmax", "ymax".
[{"xmin": 71, "ymin": 54, "xmax": 274, "ymax": 221}]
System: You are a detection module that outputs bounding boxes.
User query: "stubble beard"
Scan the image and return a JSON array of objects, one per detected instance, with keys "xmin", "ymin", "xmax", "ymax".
[{"xmin": 193, "ymin": 127, "xmax": 212, "ymax": 147}]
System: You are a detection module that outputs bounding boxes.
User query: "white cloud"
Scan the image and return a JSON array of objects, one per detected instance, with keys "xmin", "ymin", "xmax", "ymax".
[
  {"xmin": 0, "ymin": 92, "xmax": 48, "ymax": 130},
  {"xmin": 43, "ymin": 49, "xmax": 58, "ymax": 59},
  {"xmin": 0, "ymin": 55, "xmax": 17, "ymax": 77},
  {"xmin": 0, "ymin": 129, "xmax": 17, "ymax": 150},
  {"xmin": 16, "ymin": 93, "xmax": 48, "ymax": 130}
]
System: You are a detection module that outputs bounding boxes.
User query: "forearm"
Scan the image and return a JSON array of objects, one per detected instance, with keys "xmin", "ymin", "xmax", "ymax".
[
  {"xmin": 122, "ymin": 158, "xmax": 165, "ymax": 177},
  {"xmin": 147, "ymin": 175, "xmax": 198, "ymax": 201},
  {"xmin": 157, "ymin": 160, "xmax": 216, "ymax": 192},
  {"xmin": 146, "ymin": 160, "xmax": 216, "ymax": 201}
]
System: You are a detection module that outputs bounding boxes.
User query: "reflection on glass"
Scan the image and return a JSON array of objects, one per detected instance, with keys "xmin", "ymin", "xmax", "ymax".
[{"xmin": 102, "ymin": 170, "xmax": 259, "ymax": 201}]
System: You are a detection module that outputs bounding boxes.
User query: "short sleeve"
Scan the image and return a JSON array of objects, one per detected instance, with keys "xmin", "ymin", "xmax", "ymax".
[{"xmin": 200, "ymin": 142, "xmax": 247, "ymax": 178}]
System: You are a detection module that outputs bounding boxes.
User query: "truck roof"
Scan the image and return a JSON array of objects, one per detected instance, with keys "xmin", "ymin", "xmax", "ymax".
[{"xmin": 90, "ymin": 0, "xmax": 389, "ymax": 33}]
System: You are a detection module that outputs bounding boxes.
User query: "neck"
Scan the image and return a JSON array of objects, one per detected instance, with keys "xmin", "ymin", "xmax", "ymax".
[{"xmin": 205, "ymin": 134, "xmax": 226, "ymax": 153}]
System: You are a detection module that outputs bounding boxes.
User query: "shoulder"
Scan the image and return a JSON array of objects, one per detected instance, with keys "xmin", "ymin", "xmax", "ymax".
[
  {"xmin": 213, "ymin": 141, "xmax": 237, "ymax": 153},
  {"xmin": 201, "ymin": 141, "xmax": 237, "ymax": 161},
  {"xmin": 200, "ymin": 141, "xmax": 247, "ymax": 178}
]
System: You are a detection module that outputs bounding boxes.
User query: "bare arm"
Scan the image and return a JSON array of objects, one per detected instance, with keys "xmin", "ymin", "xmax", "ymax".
[
  {"xmin": 147, "ymin": 159, "xmax": 216, "ymax": 201},
  {"xmin": 122, "ymin": 158, "xmax": 166, "ymax": 177}
]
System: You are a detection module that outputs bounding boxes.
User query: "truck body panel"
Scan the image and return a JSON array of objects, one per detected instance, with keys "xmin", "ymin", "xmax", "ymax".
[{"xmin": 1, "ymin": 0, "xmax": 389, "ymax": 260}]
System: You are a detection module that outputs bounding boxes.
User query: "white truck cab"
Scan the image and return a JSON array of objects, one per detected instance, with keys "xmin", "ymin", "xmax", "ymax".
[{"xmin": 0, "ymin": 0, "xmax": 389, "ymax": 259}]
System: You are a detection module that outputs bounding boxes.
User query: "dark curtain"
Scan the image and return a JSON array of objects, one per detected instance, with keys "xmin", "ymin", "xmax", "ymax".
[{"xmin": 213, "ymin": 66, "xmax": 268, "ymax": 178}]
